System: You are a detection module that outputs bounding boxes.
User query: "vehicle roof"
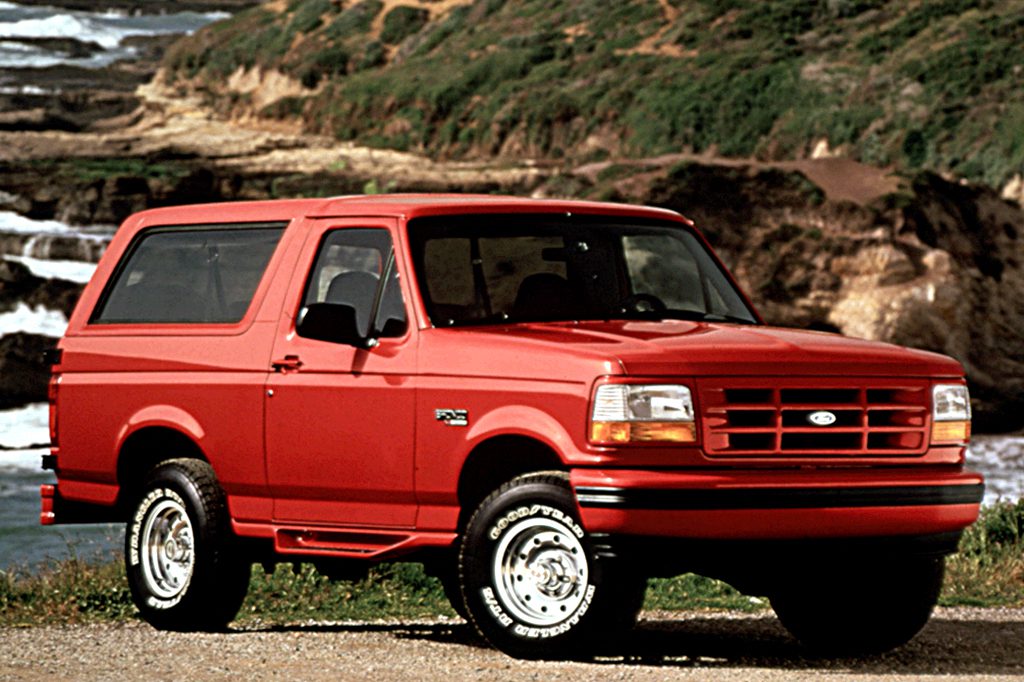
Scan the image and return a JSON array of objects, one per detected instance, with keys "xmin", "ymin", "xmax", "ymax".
[{"xmin": 123, "ymin": 194, "xmax": 690, "ymax": 228}]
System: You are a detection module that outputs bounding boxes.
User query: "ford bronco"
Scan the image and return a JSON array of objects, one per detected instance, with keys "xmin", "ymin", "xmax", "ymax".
[{"xmin": 41, "ymin": 195, "xmax": 983, "ymax": 658}]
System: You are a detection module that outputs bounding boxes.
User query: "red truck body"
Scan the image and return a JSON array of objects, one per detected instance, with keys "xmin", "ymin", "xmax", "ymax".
[{"xmin": 41, "ymin": 195, "xmax": 982, "ymax": 658}]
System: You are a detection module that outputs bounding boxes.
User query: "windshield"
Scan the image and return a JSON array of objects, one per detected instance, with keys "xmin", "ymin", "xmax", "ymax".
[{"xmin": 408, "ymin": 214, "xmax": 759, "ymax": 327}]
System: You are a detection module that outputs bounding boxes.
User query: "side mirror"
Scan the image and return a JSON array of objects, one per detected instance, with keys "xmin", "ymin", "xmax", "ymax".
[{"xmin": 296, "ymin": 303, "xmax": 364, "ymax": 346}]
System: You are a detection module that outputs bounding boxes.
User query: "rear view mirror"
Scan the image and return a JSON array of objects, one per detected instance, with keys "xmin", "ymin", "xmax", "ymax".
[{"xmin": 297, "ymin": 303, "xmax": 363, "ymax": 346}]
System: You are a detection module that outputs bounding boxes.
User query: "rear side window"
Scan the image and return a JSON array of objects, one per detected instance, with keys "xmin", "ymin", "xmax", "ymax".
[{"xmin": 91, "ymin": 223, "xmax": 285, "ymax": 324}]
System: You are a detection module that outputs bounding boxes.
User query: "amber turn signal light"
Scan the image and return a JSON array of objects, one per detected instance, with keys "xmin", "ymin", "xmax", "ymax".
[
  {"xmin": 931, "ymin": 420, "xmax": 970, "ymax": 444},
  {"xmin": 590, "ymin": 421, "xmax": 697, "ymax": 444}
]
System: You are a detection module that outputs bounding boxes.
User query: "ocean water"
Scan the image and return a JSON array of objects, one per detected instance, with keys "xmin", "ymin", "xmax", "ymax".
[
  {"xmin": 1, "ymin": 448, "xmax": 124, "ymax": 573},
  {"xmin": 0, "ymin": 1, "xmax": 228, "ymax": 69},
  {"xmin": 0, "ymin": 301, "xmax": 68, "ymax": 336},
  {"xmin": 1, "ymin": 214, "xmax": 112, "ymax": 572},
  {"xmin": 1, "ymin": 412, "xmax": 122, "ymax": 572}
]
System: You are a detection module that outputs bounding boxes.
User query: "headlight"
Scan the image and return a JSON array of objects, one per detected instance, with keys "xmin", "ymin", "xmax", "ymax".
[
  {"xmin": 590, "ymin": 384, "xmax": 696, "ymax": 444},
  {"xmin": 931, "ymin": 383, "xmax": 971, "ymax": 443}
]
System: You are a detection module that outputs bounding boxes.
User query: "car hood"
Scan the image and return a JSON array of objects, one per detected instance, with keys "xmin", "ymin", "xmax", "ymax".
[{"xmin": 469, "ymin": 320, "xmax": 963, "ymax": 378}]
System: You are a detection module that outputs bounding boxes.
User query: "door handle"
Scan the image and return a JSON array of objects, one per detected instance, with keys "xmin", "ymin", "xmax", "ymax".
[{"xmin": 271, "ymin": 355, "xmax": 303, "ymax": 372}]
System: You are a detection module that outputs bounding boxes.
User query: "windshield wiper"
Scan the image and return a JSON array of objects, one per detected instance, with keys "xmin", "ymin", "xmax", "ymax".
[
  {"xmin": 612, "ymin": 308, "xmax": 756, "ymax": 324},
  {"xmin": 698, "ymin": 312, "xmax": 758, "ymax": 324}
]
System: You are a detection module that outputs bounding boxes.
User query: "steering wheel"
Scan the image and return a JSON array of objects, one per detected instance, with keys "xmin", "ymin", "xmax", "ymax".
[{"xmin": 619, "ymin": 293, "xmax": 667, "ymax": 314}]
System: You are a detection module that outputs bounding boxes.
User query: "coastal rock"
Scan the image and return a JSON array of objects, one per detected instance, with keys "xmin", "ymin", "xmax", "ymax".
[
  {"xmin": 0, "ymin": 332, "xmax": 55, "ymax": 409},
  {"xmin": 0, "ymin": 259, "xmax": 84, "ymax": 318},
  {"xmin": 2, "ymin": 37, "xmax": 104, "ymax": 60},
  {"xmin": 633, "ymin": 165, "xmax": 1024, "ymax": 431},
  {"xmin": 0, "ymin": 230, "xmax": 109, "ymax": 263}
]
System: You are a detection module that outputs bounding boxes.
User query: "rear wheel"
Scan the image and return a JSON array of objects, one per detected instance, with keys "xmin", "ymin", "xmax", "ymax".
[
  {"xmin": 770, "ymin": 555, "xmax": 944, "ymax": 655},
  {"xmin": 125, "ymin": 458, "xmax": 250, "ymax": 631},
  {"xmin": 459, "ymin": 472, "xmax": 643, "ymax": 659}
]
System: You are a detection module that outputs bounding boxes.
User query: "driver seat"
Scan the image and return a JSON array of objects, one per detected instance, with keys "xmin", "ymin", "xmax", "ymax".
[{"xmin": 511, "ymin": 272, "xmax": 574, "ymax": 320}]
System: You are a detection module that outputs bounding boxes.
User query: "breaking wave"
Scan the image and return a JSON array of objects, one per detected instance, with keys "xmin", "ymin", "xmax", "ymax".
[{"xmin": 0, "ymin": 2, "xmax": 229, "ymax": 68}]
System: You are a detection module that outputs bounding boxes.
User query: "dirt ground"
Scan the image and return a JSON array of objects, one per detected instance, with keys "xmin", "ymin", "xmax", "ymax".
[{"xmin": 1, "ymin": 607, "xmax": 1022, "ymax": 681}]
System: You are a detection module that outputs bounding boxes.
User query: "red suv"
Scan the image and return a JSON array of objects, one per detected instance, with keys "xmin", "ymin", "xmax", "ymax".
[{"xmin": 41, "ymin": 195, "xmax": 982, "ymax": 658}]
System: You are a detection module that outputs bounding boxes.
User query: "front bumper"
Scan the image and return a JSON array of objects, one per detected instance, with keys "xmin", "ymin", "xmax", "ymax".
[{"xmin": 571, "ymin": 467, "xmax": 984, "ymax": 540}]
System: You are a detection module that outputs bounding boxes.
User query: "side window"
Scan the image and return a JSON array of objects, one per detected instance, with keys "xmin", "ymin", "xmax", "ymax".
[
  {"xmin": 623, "ymin": 234, "xmax": 703, "ymax": 310},
  {"xmin": 300, "ymin": 228, "xmax": 407, "ymax": 339},
  {"xmin": 622, "ymin": 232, "xmax": 751, "ymax": 316},
  {"xmin": 91, "ymin": 223, "xmax": 285, "ymax": 324}
]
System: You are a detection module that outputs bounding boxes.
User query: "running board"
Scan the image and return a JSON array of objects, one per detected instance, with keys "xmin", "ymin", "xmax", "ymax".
[{"xmin": 272, "ymin": 527, "xmax": 456, "ymax": 560}]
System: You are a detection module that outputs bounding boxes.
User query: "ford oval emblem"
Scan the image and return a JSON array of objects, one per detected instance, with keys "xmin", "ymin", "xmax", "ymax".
[{"xmin": 807, "ymin": 410, "xmax": 838, "ymax": 426}]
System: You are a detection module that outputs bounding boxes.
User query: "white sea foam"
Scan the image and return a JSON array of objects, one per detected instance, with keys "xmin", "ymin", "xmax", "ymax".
[
  {"xmin": 0, "ymin": 403, "xmax": 48, "ymax": 450},
  {"xmin": 0, "ymin": 14, "xmax": 122, "ymax": 49},
  {"xmin": 0, "ymin": 210, "xmax": 77, "ymax": 235},
  {"xmin": 0, "ymin": 83, "xmax": 49, "ymax": 95},
  {"xmin": 3, "ymin": 255, "xmax": 96, "ymax": 283},
  {"xmin": 0, "ymin": 38, "xmax": 120, "ymax": 69},
  {"xmin": 0, "ymin": 6, "xmax": 230, "ymax": 49},
  {"xmin": 968, "ymin": 435, "xmax": 1024, "ymax": 504},
  {"xmin": 0, "ymin": 4, "xmax": 229, "ymax": 69},
  {"xmin": 0, "ymin": 301, "xmax": 68, "ymax": 336},
  {"xmin": 0, "ymin": 211, "xmax": 116, "ymax": 240},
  {"xmin": 0, "ymin": 447, "xmax": 46, "ymax": 474}
]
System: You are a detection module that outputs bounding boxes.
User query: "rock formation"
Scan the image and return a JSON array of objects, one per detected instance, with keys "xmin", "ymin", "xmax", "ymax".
[
  {"xmin": 0, "ymin": 260, "xmax": 84, "ymax": 318},
  {"xmin": 0, "ymin": 332, "xmax": 56, "ymax": 410}
]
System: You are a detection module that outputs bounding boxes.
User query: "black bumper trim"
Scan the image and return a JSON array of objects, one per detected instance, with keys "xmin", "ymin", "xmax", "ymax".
[{"xmin": 575, "ymin": 483, "xmax": 985, "ymax": 510}]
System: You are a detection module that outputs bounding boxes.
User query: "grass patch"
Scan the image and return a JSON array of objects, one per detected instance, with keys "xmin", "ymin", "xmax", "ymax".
[
  {"xmin": 380, "ymin": 6, "xmax": 430, "ymax": 45},
  {"xmin": 0, "ymin": 558, "xmax": 134, "ymax": 626},
  {"xmin": 3, "ymin": 499, "xmax": 1021, "ymax": 627},
  {"xmin": 239, "ymin": 563, "xmax": 453, "ymax": 623},
  {"xmin": 27, "ymin": 158, "xmax": 192, "ymax": 184},
  {"xmin": 645, "ymin": 573, "xmax": 767, "ymax": 612},
  {"xmin": 941, "ymin": 498, "xmax": 1024, "ymax": 607}
]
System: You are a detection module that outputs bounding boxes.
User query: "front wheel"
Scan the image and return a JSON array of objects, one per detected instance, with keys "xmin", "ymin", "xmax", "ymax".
[
  {"xmin": 770, "ymin": 555, "xmax": 945, "ymax": 655},
  {"xmin": 125, "ymin": 458, "xmax": 250, "ymax": 631},
  {"xmin": 458, "ymin": 472, "xmax": 643, "ymax": 659}
]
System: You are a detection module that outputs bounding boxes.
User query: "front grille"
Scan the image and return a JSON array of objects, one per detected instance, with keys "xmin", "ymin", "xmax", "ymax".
[{"xmin": 699, "ymin": 378, "xmax": 930, "ymax": 457}]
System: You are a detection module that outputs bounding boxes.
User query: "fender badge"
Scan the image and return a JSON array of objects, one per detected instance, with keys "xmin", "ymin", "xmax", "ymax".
[
  {"xmin": 435, "ymin": 408, "xmax": 469, "ymax": 427},
  {"xmin": 807, "ymin": 410, "xmax": 838, "ymax": 426}
]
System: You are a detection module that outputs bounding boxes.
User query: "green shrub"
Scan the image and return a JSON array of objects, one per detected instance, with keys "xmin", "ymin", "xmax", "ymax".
[
  {"xmin": 287, "ymin": 0, "xmax": 333, "ymax": 35},
  {"xmin": 380, "ymin": 6, "xmax": 430, "ymax": 45},
  {"xmin": 324, "ymin": 0, "xmax": 383, "ymax": 41},
  {"xmin": 356, "ymin": 41, "xmax": 386, "ymax": 71},
  {"xmin": 943, "ymin": 499, "xmax": 1024, "ymax": 607}
]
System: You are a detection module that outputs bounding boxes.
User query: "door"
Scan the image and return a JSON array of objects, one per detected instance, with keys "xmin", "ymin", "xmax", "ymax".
[{"xmin": 265, "ymin": 218, "xmax": 417, "ymax": 527}]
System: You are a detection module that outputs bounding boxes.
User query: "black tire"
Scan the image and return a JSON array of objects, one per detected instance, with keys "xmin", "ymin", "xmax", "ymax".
[
  {"xmin": 436, "ymin": 563, "xmax": 470, "ymax": 621},
  {"xmin": 459, "ymin": 472, "xmax": 643, "ymax": 659},
  {"xmin": 769, "ymin": 555, "xmax": 944, "ymax": 655},
  {"xmin": 125, "ymin": 458, "xmax": 250, "ymax": 631}
]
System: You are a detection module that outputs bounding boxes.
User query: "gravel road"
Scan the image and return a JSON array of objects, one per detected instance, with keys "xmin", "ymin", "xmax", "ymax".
[{"xmin": 2, "ymin": 607, "xmax": 1022, "ymax": 681}]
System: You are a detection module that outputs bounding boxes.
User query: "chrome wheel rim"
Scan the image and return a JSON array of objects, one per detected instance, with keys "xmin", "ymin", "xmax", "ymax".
[
  {"xmin": 492, "ymin": 516, "xmax": 589, "ymax": 627},
  {"xmin": 140, "ymin": 498, "xmax": 195, "ymax": 600}
]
